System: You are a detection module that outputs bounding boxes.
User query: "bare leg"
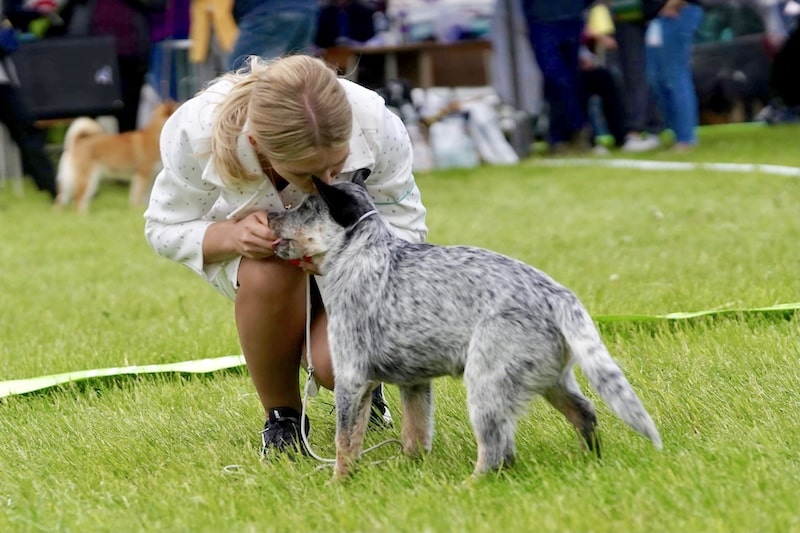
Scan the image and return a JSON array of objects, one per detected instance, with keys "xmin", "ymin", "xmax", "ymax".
[{"xmin": 235, "ymin": 257, "xmax": 333, "ymax": 415}]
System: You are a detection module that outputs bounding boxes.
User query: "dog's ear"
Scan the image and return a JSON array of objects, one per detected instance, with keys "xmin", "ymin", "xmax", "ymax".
[
  {"xmin": 312, "ymin": 175, "xmax": 362, "ymax": 227},
  {"xmin": 351, "ymin": 168, "xmax": 371, "ymax": 188}
]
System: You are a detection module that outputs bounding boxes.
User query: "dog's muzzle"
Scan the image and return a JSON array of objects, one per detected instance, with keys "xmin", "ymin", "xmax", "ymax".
[{"xmin": 271, "ymin": 238, "xmax": 295, "ymax": 260}]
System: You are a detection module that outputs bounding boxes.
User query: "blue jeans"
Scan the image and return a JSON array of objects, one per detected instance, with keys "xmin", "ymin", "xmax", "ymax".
[
  {"xmin": 228, "ymin": 3, "xmax": 320, "ymax": 71},
  {"xmin": 526, "ymin": 18, "xmax": 587, "ymax": 144},
  {"xmin": 646, "ymin": 4, "xmax": 704, "ymax": 144}
]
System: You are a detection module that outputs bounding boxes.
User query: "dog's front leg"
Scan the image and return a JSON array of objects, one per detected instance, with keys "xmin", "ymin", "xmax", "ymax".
[
  {"xmin": 399, "ymin": 381, "xmax": 434, "ymax": 456},
  {"xmin": 333, "ymin": 382, "xmax": 372, "ymax": 479}
]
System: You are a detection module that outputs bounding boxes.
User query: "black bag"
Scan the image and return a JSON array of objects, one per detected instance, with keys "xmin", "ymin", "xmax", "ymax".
[{"xmin": 12, "ymin": 35, "xmax": 123, "ymax": 120}]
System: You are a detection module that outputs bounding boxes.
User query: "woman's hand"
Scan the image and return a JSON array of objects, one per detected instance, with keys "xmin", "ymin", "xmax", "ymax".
[
  {"xmin": 204, "ymin": 211, "xmax": 279, "ymax": 263},
  {"xmin": 231, "ymin": 211, "xmax": 280, "ymax": 259}
]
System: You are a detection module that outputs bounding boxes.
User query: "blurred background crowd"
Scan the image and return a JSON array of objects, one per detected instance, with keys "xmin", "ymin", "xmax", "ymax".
[{"xmin": 1, "ymin": 0, "xmax": 799, "ymax": 197}]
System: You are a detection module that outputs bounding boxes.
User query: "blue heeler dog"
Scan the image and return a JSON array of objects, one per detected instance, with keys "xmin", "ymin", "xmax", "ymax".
[{"xmin": 268, "ymin": 170, "xmax": 662, "ymax": 479}]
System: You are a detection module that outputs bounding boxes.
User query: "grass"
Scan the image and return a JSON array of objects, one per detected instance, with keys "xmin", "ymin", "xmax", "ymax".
[{"xmin": 1, "ymin": 122, "xmax": 799, "ymax": 533}]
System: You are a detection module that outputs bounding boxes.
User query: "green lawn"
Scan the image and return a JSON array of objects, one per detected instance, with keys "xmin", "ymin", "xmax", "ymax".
[{"xmin": 1, "ymin": 123, "xmax": 799, "ymax": 532}]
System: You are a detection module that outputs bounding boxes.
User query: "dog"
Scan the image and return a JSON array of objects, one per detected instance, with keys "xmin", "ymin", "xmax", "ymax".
[
  {"xmin": 55, "ymin": 100, "xmax": 179, "ymax": 213},
  {"xmin": 268, "ymin": 170, "xmax": 662, "ymax": 480}
]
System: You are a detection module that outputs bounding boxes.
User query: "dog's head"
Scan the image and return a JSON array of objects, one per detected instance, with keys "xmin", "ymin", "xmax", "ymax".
[{"xmin": 269, "ymin": 168, "xmax": 375, "ymax": 271}]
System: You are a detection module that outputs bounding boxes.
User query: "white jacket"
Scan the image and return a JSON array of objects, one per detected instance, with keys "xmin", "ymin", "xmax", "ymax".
[{"xmin": 144, "ymin": 77, "xmax": 428, "ymax": 299}]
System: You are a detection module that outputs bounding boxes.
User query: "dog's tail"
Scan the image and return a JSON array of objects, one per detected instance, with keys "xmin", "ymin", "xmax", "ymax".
[
  {"xmin": 555, "ymin": 294, "xmax": 663, "ymax": 450},
  {"xmin": 62, "ymin": 117, "xmax": 105, "ymax": 152}
]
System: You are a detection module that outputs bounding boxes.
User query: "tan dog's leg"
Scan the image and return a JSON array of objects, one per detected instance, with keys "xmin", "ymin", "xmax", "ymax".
[
  {"xmin": 129, "ymin": 171, "xmax": 150, "ymax": 206},
  {"xmin": 74, "ymin": 164, "xmax": 96, "ymax": 214}
]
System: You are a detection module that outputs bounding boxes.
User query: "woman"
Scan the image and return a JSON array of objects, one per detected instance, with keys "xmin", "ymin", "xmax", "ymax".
[{"xmin": 144, "ymin": 54, "xmax": 428, "ymax": 456}]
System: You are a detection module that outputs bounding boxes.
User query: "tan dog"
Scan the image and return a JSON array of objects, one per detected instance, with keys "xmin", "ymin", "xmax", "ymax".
[{"xmin": 55, "ymin": 101, "xmax": 179, "ymax": 213}]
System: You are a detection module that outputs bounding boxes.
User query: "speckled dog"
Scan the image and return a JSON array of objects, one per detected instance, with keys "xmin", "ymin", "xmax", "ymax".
[{"xmin": 268, "ymin": 171, "xmax": 662, "ymax": 480}]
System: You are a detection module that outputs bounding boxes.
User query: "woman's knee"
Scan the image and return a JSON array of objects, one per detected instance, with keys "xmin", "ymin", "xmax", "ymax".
[{"xmin": 237, "ymin": 256, "xmax": 306, "ymax": 301}]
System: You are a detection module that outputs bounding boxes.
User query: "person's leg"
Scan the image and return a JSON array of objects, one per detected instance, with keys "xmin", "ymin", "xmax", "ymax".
[
  {"xmin": 615, "ymin": 21, "xmax": 651, "ymax": 133},
  {"xmin": 0, "ymin": 83, "xmax": 57, "ymax": 198},
  {"xmin": 116, "ymin": 57, "xmax": 148, "ymax": 132},
  {"xmin": 658, "ymin": 5, "xmax": 704, "ymax": 145},
  {"xmin": 528, "ymin": 19, "xmax": 586, "ymax": 145},
  {"xmin": 646, "ymin": 24, "xmax": 673, "ymax": 135},
  {"xmin": 528, "ymin": 23, "xmax": 567, "ymax": 144},
  {"xmin": 235, "ymin": 257, "xmax": 333, "ymax": 416},
  {"xmin": 614, "ymin": 24, "xmax": 663, "ymax": 151},
  {"xmin": 582, "ymin": 67, "xmax": 628, "ymax": 147}
]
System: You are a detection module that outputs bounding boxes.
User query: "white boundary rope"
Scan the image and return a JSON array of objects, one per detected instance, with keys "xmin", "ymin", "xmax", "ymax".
[{"xmin": 536, "ymin": 158, "xmax": 800, "ymax": 177}]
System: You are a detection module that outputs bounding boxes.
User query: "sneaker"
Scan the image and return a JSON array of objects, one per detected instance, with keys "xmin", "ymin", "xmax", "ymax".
[
  {"xmin": 622, "ymin": 132, "xmax": 661, "ymax": 152},
  {"xmin": 369, "ymin": 384, "xmax": 394, "ymax": 428},
  {"xmin": 260, "ymin": 406, "xmax": 309, "ymax": 458}
]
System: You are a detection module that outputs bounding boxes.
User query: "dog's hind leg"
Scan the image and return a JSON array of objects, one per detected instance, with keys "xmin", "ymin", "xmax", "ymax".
[
  {"xmin": 54, "ymin": 158, "xmax": 73, "ymax": 209},
  {"xmin": 398, "ymin": 381, "xmax": 434, "ymax": 456},
  {"xmin": 334, "ymin": 381, "xmax": 374, "ymax": 479},
  {"xmin": 465, "ymin": 379, "xmax": 518, "ymax": 475},
  {"xmin": 466, "ymin": 315, "xmax": 558, "ymax": 475},
  {"xmin": 75, "ymin": 167, "xmax": 102, "ymax": 213},
  {"xmin": 464, "ymin": 359, "xmax": 522, "ymax": 475},
  {"xmin": 544, "ymin": 370, "xmax": 600, "ymax": 457}
]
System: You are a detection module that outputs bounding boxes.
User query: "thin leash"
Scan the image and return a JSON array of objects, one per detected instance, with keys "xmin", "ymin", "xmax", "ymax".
[{"xmin": 299, "ymin": 238, "xmax": 402, "ymax": 468}]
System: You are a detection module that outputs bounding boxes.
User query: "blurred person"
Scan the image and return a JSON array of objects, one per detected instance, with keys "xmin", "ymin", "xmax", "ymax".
[
  {"xmin": 609, "ymin": 0, "xmax": 665, "ymax": 151},
  {"xmin": 521, "ymin": 0, "xmax": 594, "ymax": 154},
  {"xmin": 187, "ymin": 0, "xmax": 237, "ymax": 86},
  {"xmin": 0, "ymin": 0, "xmax": 57, "ymax": 200},
  {"xmin": 228, "ymin": 0, "xmax": 319, "ymax": 71},
  {"xmin": 146, "ymin": 0, "xmax": 190, "ymax": 101},
  {"xmin": 315, "ymin": 0, "xmax": 385, "ymax": 89},
  {"xmin": 578, "ymin": 42, "xmax": 627, "ymax": 152},
  {"xmin": 646, "ymin": 0, "xmax": 704, "ymax": 151}
]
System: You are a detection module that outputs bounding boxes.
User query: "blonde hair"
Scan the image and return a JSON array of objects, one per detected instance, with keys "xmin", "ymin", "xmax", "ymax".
[{"xmin": 211, "ymin": 55, "xmax": 353, "ymax": 185}]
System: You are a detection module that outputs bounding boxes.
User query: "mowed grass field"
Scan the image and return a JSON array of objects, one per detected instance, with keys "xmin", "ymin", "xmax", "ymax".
[{"xmin": 1, "ymin": 123, "xmax": 799, "ymax": 533}]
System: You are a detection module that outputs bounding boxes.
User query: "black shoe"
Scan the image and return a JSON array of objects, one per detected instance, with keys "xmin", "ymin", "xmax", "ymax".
[
  {"xmin": 369, "ymin": 384, "xmax": 394, "ymax": 428},
  {"xmin": 260, "ymin": 406, "xmax": 309, "ymax": 459}
]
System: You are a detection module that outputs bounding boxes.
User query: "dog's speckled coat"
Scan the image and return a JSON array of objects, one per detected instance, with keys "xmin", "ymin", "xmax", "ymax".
[{"xmin": 269, "ymin": 171, "xmax": 662, "ymax": 479}]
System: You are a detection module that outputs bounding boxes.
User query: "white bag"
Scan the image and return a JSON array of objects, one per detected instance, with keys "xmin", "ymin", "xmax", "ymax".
[
  {"xmin": 464, "ymin": 102, "xmax": 520, "ymax": 165},
  {"xmin": 428, "ymin": 115, "xmax": 480, "ymax": 170}
]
